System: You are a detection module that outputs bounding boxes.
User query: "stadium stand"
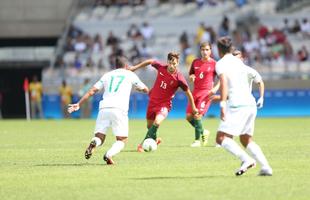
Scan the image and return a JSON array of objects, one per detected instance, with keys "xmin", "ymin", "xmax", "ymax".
[
  {"xmin": 0, "ymin": 0, "xmax": 309, "ymax": 118},
  {"xmin": 45, "ymin": 0, "xmax": 309, "ymax": 90}
]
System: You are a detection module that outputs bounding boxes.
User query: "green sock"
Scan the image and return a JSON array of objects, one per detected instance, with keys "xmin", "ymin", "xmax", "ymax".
[
  {"xmin": 193, "ymin": 119, "xmax": 203, "ymax": 140},
  {"xmin": 144, "ymin": 124, "xmax": 159, "ymax": 140},
  {"xmin": 188, "ymin": 119, "xmax": 195, "ymax": 128}
]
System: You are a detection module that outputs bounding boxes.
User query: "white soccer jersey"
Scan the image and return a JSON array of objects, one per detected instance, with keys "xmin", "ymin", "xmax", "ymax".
[
  {"xmin": 216, "ymin": 54, "xmax": 261, "ymax": 107},
  {"xmin": 246, "ymin": 64, "xmax": 262, "ymax": 92},
  {"xmin": 94, "ymin": 68, "xmax": 147, "ymax": 112}
]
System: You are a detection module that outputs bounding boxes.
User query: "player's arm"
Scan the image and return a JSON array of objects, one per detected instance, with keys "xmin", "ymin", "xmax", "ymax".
[
  {"xmin": 209, "ymin": 80, "xmax": 220, "ymax": 97},
  {"xmin": 129, "ymin": 59, "xmax": 154, "ymax": 72},
  {"xmin": 208, "ymin": 80, "xmax": 221, "ymax": 102},
  {"xmin": 134, "ymin": 80, "xmax": 149, "ymax": 94},
  {"xmin": 39, "ymin": 84, "xmax": 43, "ymax": 96},
  {"xmin": 188, "ymin": 62, "xmax": 196, "ymax": 82},
  {"xmin": 219, "ymin": 73, "xmax": 228, "ymax": 121},
  {"xmin": 68, "ymin": 86, "xmax": 99, "ymax": 113},
  {"xmin": 184, "ymin": 88, "xmax": 198, "ymax": 115},
  {"xmin": 249, "ymin": 67, "xmax": 264, "ymax": 109},
  {"xmin": 256, "ymin": 79, "xmax": 264, "ymax": 109},
  {"xmin": 135, "ymin": 87, "xmax": 149, "ymax": 93},
  {"xmin": 131, "ymin": 72, "xmax": 150, "ymax": 94}
]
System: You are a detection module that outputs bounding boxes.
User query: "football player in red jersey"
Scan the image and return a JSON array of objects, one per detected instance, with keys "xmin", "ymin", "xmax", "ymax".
[
  {"xmin": 186, "ymin": 42, "xmax": 220, "ymax": 147},
  {"xmin": 130, "ymin": 52, "xmax": 198, "ymax": 152}
]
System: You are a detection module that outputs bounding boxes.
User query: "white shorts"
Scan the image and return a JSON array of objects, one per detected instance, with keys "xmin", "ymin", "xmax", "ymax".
[
  {"xmin": 94, "ymin": 108, "xmax": 128, "ymax": 137},
  {"xmin": 218, "ymin": 106, "xmax": 257, "ymax": 136}
]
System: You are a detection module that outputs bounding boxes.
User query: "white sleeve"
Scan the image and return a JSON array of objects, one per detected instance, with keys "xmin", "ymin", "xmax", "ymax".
[
  {"xmin": 215, "ymin": 61, "xmax": 225, "ymax": 76},
  {"xmin": 93, "ymin": 75, "xmax": 106, "ymax": 90},
  {"xmin": 130, "ymin": 72, "xmax": 147, "ymax": 90},
  {"xmin": 246, "ymin": 66, "xmax": 262, "ymax": 83}
]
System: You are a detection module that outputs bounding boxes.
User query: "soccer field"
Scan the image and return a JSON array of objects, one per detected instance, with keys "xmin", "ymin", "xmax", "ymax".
[{"xmin": 0, "ymin": 118, "xmax": 309, "ymax": 200}]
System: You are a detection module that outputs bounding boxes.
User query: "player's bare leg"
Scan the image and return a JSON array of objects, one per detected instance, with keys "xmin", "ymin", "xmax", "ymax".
[
  {"xmin": 240, "ymin": 134, "xmax": 272, "ymax": 176},
  {"xmin": 104, "ymin": 136, "xmax": 127, "ymax": 165},
  {"xmin": 85, "ymin": 133, "xmax": 105, "ymax": 159}
]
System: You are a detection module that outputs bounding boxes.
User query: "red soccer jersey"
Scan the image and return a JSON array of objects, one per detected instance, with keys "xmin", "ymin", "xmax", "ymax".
[
  {"xmin": 189, "ymin": 58, "xmax": 216, "ymax": 92},
  {"xmin": 149, "ymin": 61, "xmax": 189, "ymax": 110}
]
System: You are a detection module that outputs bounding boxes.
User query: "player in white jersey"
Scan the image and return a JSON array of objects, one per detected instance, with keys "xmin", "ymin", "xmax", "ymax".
[
  {"xmin": 68, "ymin": 56, "xmax": 149, "ymax": 165},
  {"xmin": 215, "ymin": 37, "xmax": 272, "ymax": 176}
]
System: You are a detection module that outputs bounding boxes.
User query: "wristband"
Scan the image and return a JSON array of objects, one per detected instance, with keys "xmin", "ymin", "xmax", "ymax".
[{"xmin": 219, "ymin": 101, "xmax": 226, "ymax": 108}]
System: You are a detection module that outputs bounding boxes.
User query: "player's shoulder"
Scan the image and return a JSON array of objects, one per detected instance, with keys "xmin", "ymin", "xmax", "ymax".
[
  {"xmin": 124, "ymin": 69, "xmax": 139, "ymax": 78},
  {"xmin": 244, "ymin": 64, "xmax": 260, "ymax": 75},
  {"xmin": 176, "ymin": 70, "xmax": 186, "ymax": 79},
  {"xmin": 192, "ymin": 58, "xmax": 201, "ymax": 64},
  {"xmin": 215, "ymin": 57, "xmax": 225, "ymax": 67},
  {"xmin": 209, "ymin": 57, "xmax": 217, "ymax": 64},
  {"xmin": 190, "ymin": 58, "xmax": 203, "ymax": 69},
  {"xmin": 153, "ymin": 60, "xmax": 166, "ymax": 68}
]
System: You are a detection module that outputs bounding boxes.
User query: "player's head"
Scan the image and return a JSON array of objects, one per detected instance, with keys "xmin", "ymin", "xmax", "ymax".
[
  {"xmin": 62, "ymin": 80, "xmax": 66, "ymax": 87},
  {"xmin": 84, "ymin": 78, "xmax": 90, "ymax": 84},
  {"xmin": 200, "ymin": 42, "xmax": 212, "ymax": 59},
  {"xmin": 167, "ymin": 52, "xmax": 180, "ymax": 73},
  {"xmin": 232, "ymin": 49, "xmax": 243, "ymax": 60},
  {"xmin": 115, "ymin": 56, "xmax": 128, "ymax": 69},
  {"xmin": 217, "ymin": 36, "xmax": 232, "ymax": 58},
  {"xmin": 32, "ymin": 75, "xmax": 38, "ymax": 82}
]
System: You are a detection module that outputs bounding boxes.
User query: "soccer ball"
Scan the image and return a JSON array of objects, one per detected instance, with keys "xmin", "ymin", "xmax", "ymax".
[{"xmin": 142, "ymin": 138, "xmax": 157, "ymax": 152}]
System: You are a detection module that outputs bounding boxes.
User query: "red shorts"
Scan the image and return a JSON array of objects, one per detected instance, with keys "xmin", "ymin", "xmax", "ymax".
[
  {"xmin": 186, "ymin": 90, "xmax": 212, "ymax": 115},
  {"xmin": 146, "ymin": 104, "xmax": 169, "ymax": 120}
]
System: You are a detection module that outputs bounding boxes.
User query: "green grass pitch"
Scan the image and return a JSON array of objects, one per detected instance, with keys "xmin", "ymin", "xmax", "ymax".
[{"xmin": 0, "ymin": 118, "xmax": 309, "ymax": 200}]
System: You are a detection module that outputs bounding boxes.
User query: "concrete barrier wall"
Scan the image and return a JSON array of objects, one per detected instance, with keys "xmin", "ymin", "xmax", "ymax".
[{"xmin": 0, "ymin": 0, "xmax": 73, "ymax": 37}]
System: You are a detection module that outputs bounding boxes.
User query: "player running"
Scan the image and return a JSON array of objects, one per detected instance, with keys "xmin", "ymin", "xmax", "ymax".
[
  {"xmin": 215, "ymin": 37, "xmax": 272, "ymax": 176},
  {"xmin": 129, "ymin": 52, "xmax": 199, "ymax": 152},
  {"xmin": 68, "ymin": 56, "xmax": 149, "ymax": 165},
  {"xmin": 186, "ymin": 42, "xmax": 220, "ymax": 147}
]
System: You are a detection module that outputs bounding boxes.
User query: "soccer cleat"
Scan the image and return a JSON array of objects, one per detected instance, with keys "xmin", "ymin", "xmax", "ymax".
[
  {"xmin": 235, "ymin": 159, "xmax": 256, "ymax": 176},
  {"xmin": 137, "ymin": 144, "xmax": 144, "ymax": 152},
  {"xmin": 215, "ymin": 144, "xmax": 222, "ymax": 148},
  {"xmin": 201, "ymin": 129, "xmax": 210, "ymax": 146},
  {"xmin": 156, "ymin": 137, "xmax": 162, "ymax": 145},
  {"xmin": 85, "ymin": 140, "xmax": 96, "ymax": 159},
  {"xmin": 190, "ymin": 140, "xmax": 201, "ymax": 147},
  {"xmin": 103, "ymin": 154, "xmax": 115, "ymax": 165},
  {"xmin": 258, "ymin": 167, "xmax": 273, "ymax": 176}
]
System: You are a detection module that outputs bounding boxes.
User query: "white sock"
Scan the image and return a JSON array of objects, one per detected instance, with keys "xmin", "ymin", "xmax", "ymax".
[
  {"xmin": 92, "ymin": 137, "xmax": 102, "ymax": 147},
  {"xmin": 106, "ymin": 141, "xmax": 125, "ymax": 158},
  {"xmin": 246, "ymin": 142, "xmax": 271, "ymax": 169},
  {"xmin": 221, "ymin": 137, "xmax": 252, "ymax": 163}
]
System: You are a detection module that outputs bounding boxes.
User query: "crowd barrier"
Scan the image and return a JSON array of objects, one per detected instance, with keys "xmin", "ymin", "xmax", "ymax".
[{"xmin": 42, "ymin": 89, "xmax": 310, "ymax": 119}]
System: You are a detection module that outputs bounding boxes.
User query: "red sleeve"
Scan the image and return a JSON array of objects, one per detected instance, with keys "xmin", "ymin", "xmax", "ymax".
[
  {"xmin": 212, "ymin": 60, "xmax": 217, "ymax": 79},
  {"xmin": 177, "ymin": 73, "xmax": 189, "ymax": 91},
  {"xmin": 151, "ymin": 61, "xmax": 163, "ymax": 70},
  {"xmin": 189, "ymin": 59, "xmax": 196, "ymax": 75}
]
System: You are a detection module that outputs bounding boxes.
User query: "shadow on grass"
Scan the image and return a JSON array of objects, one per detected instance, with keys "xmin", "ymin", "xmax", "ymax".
[
  {"xmin": 123, "ymin": 149, "xmax": 140, "ymax": 152},
  {"xmin": 166, "ymin": 145, "xmax": 217, "ymax": 148},
  {"xmin": 130, "ymin": 175, "xmax": 233, "ymax": 180},
  {"xmin": 34, "ymin": 163, "xmax": 103, "ymax": 167}
]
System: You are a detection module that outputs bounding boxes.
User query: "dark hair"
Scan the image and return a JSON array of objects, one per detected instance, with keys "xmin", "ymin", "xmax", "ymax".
[
  {"xmin": 200, "ymin": 42, "xmax": 211, "ymax": 50},
  {"xmin": 115, "ymin": 56, "xmax": 127, "ymax": 69},
  {"xmin": 167, "ymin": 52, "xmax": 180, "ymax": 61},
  {"xmin": 232, "ymin": 49, "xmax": 242, "ymax": 56},
  {"xmin": 217, "ymin": 36, "xmax": 232, "ymax": 55}
]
